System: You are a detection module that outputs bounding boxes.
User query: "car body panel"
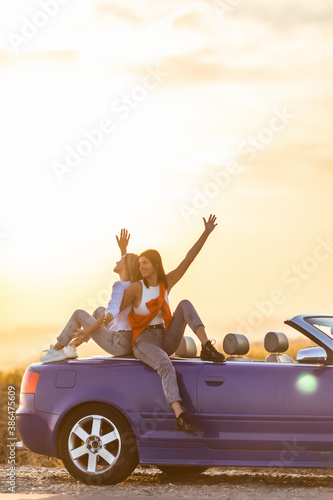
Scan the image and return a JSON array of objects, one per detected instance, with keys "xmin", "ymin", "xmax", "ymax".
[
  {"xmin": 197, "ymin": 362, "xmax": 333, "ymax": 452},
  {"xmin": 16, "ymin": 315, "xmax": 333, "ymax": 469},
  {"xmin": 17, "ymin": 357, "xmax": 203, "ymax": 459}
]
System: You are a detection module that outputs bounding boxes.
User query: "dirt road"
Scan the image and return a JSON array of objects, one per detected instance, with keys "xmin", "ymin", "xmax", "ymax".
[{"xmin": 1, "ymin": 465, "xmax": 333, "ymax": 499}]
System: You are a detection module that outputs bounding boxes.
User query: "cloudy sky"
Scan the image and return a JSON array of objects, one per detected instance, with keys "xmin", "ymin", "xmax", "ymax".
[{"xmin": 0, "ymin": 0, "xmax": 332, "ymax": 369}]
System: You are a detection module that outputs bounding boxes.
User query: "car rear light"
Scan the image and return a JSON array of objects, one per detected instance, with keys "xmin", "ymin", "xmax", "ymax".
[{"xmin": 21, "ymin": 370, "xmax": 40, "ymax": 394}]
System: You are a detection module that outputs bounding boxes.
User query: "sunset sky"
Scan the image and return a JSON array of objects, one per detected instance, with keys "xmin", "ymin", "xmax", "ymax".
[{"xmin": 1, "ymin": 0, "xmax": 332, "ymax": 370}]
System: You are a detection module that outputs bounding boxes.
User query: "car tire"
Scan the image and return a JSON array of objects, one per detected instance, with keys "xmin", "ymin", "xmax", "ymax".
[
  {"xmin": 59, "ymin": 403, "xmax": 138, "ymax": 485},
  {"xmin": 157, "ymin": 465, "xmax": 209, "ymax": 475}
]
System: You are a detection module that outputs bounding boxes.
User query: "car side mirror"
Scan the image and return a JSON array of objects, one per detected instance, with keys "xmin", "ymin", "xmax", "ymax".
[{"xmin": 296, "ymin": 346, "xmax": 327, "ymax": 364}]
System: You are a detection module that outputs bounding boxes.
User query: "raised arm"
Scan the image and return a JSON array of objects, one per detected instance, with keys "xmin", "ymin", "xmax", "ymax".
[
  {"xmin": 166, "ymin": 214, "xmax": 218, "ymax": 292},
  {"xmin": 116, "ymin": 228, "xmax": 130, "ymax": 257}
]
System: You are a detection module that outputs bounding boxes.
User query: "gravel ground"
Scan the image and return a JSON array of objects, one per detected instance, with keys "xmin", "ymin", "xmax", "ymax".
[{"xmin": 1, "ymin": 465, "xmax": 333, "ymax": 499}]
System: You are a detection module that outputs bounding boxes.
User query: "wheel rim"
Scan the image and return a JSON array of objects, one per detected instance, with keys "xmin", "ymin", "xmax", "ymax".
[{"xmin": 68, "ymin": 414, "xmax": 121, "ymax": 474}]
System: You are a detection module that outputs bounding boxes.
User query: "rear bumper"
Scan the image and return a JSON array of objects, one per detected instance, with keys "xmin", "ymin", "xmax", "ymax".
[{"xmin": 16, "ymin": 398, "xmax": 60, "ymax": 458}]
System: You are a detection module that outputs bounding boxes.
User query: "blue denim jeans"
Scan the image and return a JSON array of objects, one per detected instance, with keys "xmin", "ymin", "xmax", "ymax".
[
  {"xmin": 132, "ymin": 300, "xmax": 204, "ymax": 405},
  {"xmin": 57, "ymin": 306, "xmax": 133, "ymax": 356}
]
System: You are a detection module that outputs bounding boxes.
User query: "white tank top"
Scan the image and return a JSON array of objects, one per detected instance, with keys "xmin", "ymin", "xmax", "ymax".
[{"xmin": 133, "ymin": 280, "xmax": 169, "ymax": 325}]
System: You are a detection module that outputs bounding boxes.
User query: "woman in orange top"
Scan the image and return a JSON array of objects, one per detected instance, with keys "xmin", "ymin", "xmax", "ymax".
[{"xmin": 120, "ymin": 214, "xmax": 225, "ymax": 433}]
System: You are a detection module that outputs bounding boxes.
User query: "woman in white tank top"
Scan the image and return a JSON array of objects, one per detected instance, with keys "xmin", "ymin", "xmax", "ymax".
[
  {"xmin": 120, "ymin": 215, "xmax": 225, "ymax": 434},
  {"xmin": 133, "ymin": 280, "xmax": 169, "ymax": 324}
]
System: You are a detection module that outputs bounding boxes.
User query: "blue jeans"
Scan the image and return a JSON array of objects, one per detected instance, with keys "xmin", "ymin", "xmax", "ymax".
[
  {"xmin": 57, "ymin": 306, "xmax": 133, "ymax": 356},
  {"xmin": 132, "ymin": 300, "xmax": 204, "ymax": 405}
]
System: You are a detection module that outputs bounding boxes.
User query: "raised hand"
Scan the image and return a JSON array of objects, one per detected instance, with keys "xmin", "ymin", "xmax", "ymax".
[
  {"xmin": 203, "ymin": 214, "xmax": 218, "ymax": 234},
  {"xmin": 116, "ymin": 228, "xmax": 130, "ymax": 256}
]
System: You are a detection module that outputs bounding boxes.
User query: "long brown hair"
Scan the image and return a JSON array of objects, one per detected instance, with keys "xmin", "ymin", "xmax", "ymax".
[
  {"xmin": 125, "ymin": 253, "xmax": 141, "ymax": 283},
  {"xmin": 139, "ymin": 249, "xmax": 168, "ymax": 289}
]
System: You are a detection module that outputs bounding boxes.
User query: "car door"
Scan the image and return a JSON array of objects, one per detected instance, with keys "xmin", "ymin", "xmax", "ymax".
[
  {"xmin": 197, "ymin": 361, "xmax": 333, "ymax": 456},
  {"xmin": 132, "ymin": 359, "xmax": 202, "ymax": 436}
]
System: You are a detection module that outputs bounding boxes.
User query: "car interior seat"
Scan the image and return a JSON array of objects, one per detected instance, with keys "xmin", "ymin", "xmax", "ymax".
[
  {"xmin": 223, "ymin": 333, "xmax": 252, "ymax": 361},
  {"xmin": 174, "ymin": 336, "xmax": 197, "ymax": 358},
  {"xmin": 264, "ymin": 331, "xmax": 294, "ymax": 362}
]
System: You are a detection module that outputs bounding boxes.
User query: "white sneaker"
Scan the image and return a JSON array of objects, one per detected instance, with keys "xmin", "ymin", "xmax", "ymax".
[
  {"xmin": 40, "ymin": 345, "xmax": 68, "ymax": 363},
  {"xmin": 64, "ymin": 346, "xmax": 78, "ymax": 359}
]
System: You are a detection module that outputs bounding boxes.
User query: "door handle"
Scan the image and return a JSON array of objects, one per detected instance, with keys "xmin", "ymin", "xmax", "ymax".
[{"xmin": 204, "ymin": 377, "xmax": 225, "ymax": 386}]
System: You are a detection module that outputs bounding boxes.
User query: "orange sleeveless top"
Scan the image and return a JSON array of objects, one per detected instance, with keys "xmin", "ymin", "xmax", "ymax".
[{"xmin": 128, "ymin": 282, "xmax": 172, "ymax": 346}]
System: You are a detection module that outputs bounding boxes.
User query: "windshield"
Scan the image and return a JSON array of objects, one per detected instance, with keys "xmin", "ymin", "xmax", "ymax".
[{"xmin": 304, "ymin": 316, "xmax": 333, "ymax": 339}]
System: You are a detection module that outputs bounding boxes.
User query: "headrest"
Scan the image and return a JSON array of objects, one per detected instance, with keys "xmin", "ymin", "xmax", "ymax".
[
  {"xmin": 264, "ymin": 332, "xmax": 289, "ymax": 353},
  {"xmin": 265, "ymin": 353, "xmax": 294, "ymax": 363},
  {"xmin": 174, "ymin": 336, "xmax": 197, "ymax": 358},
  {"xmin": 223, "ymin": 334, "xmax": 249, "ymax": 356}
]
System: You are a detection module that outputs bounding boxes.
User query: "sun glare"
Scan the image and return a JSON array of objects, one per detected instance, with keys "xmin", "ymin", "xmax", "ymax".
[{"xmin": 296, "ymin": 374, "xmax": 318, "ymax": 394}]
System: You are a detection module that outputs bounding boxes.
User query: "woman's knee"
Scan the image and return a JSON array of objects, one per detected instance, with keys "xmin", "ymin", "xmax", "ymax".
[
  {"xmin": 93, "ymin": 306, "xmax": 106, "ymax": 319},
  {"xmin": 175, "ymin": 299, "xmax": 194, "ymax": 313},
  {"xmin": 74, "ymin": 309, "xmax": 86, "ymax": 318},
  {"xmin": 180, "ymin": 299, "xmax": 192, "ymax": 307}
]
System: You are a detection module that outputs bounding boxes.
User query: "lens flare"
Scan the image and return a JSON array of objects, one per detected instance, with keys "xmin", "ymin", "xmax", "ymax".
[{"xmin": 296, "ymin": 374, "xmax": 317, "ymax": 393}]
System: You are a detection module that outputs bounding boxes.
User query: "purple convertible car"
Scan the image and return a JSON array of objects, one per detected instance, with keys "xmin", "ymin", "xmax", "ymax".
[{"xmin": 16, "ymin": 314, "xmax": 333, "ymax": 485}]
